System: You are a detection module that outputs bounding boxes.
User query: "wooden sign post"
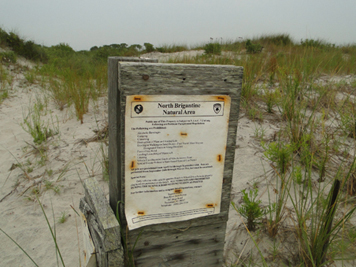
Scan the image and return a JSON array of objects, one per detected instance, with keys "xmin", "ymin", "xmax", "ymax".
[
  {"xmin": 108, "ymin": 60, "xmax": 242, "ymax": 266},
  {"xmin": 80, "ymin": 57, "xmax": 158, "ymax": 267}
]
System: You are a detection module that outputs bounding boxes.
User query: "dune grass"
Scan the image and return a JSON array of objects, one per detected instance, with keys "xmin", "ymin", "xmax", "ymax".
[
  {"xmin": 1, "ymin": 28, "xmax": 356, "ymax": 266},
  {"xmin": 163, "ymin": 34, "xmax": 356, "ymax": 266}
]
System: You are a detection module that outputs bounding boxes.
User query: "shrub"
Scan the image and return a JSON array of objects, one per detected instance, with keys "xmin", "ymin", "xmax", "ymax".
[
  {"xmin": 49, "ymin": 43, "xmax": 75, "ymax": 58},
  {"xmin": 204, "ymin": 42, "xmax": 221, "ymax": 55},
  {"xmin": 0, "ymin": 28, "xmax": 9, "ymax": 46},
  {"xmin": 1, "ymin": 30, "xmax": 48, "ymax": 62},
  {"xmin": 90, "ymin": 46, "xmax": 98, "ymax": 51},
  {"xmin": 245, "ymin": 39, "xmax": 263, "ymax": 53},
  {"xmin": 144, "ymin": 43, "xmax": 155, "ymax": 53}
]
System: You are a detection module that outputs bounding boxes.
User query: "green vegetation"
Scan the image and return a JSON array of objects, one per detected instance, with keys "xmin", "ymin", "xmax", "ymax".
[
  {"xmin": 0, "ymin": 51, "xmax": 17, "ymax": 63},
  {"xmin": 156, "ymin": 44, "xmax": 188, "ymax": 53},
  {"xmin": 204, "ymin": 42, "xmax": 222, "ymax": 55},
  {"xmin": 245, "ymin": 39, "xmax": 263, "ymax": 54},
  {"xmin": 0, "ymin": 28, "xmax": 47, "ymax": 62},
  {"xmin": 234, "ymin": 188, "xmax": 271, "ymax": 231},
  {"xmin": 0, "ymin": 63, "xmax": 11, "ymax": 104},
  {"xmin": 21, "ymin": 99, "xmax": 58, "ymax": 144},
  {"xmin": 161, "ymin": 34, "xmax": 356, "ymax": 266},
  {"xmin": 57, "ymin": 211, "xmax": 67, "ymax": 224},
  {"xmin": 2, "ymin": 27, "xmax": 356, "ymax": 266},
  {"xmin": 143, "ymin": 42, "xmax": 155, "ymax": 53}
]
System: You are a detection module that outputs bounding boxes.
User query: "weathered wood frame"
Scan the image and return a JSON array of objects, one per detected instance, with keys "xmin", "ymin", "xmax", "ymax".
[
  {"xmin": 108, "ymin": 57, "xmax": 158, "ymax": 214},
  {"xmin": 108, "ymin": 60, "xmax": 242, "ymax": 266},
  {"xmin": 80, "ymin": 178, "xmax": 124, "ymax": 267}
]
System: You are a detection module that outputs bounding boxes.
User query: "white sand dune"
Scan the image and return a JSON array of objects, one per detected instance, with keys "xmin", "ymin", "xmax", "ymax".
[{"xmin": 1, "ymin": 52, "xmax": 355, "ymax": 266}]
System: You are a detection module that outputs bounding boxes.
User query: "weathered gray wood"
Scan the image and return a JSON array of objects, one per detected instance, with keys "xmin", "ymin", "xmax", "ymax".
[
  {"xmin": 130, "ymin": 222, "xmax": 227, "ymax": 266},
  {"xmin": 108, "ymin": 62, "xmax": 242, "ymax": 266},
  {"xmin": 108, "ymin": 57, "xmax": 158, "ymax": 216},
  {"xmin": 80, "ymin": 177, "xmax": 124, "ymax": 267}
]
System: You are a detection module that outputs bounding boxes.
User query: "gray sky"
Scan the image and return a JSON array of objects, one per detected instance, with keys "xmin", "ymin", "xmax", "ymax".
[{"xmin": 1, "ymin": 0, "xmax": 355, "ymax": 51}]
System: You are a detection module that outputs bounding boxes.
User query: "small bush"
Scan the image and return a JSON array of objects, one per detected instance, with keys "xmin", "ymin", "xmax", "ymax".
[
  {"xmin": 48, "ymin": 43, "xmax": 75, "ymax": 58},
  {"xmin": 0, "ymin": 29, "xmax": 48, "ymax": 62},
  {"xmin": 0, "ymin": 29, "xmax": 10, "ymax": 48},
  {"xmin": 144, "ymin": 43, "xmax": 155, "ymax": 53},
  {"xmin": 245, "ymin": 39, "xmax": 263, "ymax": 53},
  {"xmin": 204, "ymin": 42, "xmax": 221, "ymax": 55}
]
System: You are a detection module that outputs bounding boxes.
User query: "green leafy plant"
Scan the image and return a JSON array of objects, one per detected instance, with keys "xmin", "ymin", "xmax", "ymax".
[
  {"xmin": 236, "ymin": 188, "xmax": 266, "ymax": 231},
  {"xmin": 263, "ymin": 88, "xmax": 280, "ymax": 113},
  {"xmin": 263, "ymin": 141, "xmax": 293, "ymax": 175}
]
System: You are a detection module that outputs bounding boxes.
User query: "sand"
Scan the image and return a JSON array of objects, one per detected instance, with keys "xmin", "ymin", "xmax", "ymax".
[
  {"xmin": 0, "ymin": 58, "xmax": 109, "ymax": 266},
  {"xmin": 1, "ymin": 52, "xmax": 355, "ymax": 266}
]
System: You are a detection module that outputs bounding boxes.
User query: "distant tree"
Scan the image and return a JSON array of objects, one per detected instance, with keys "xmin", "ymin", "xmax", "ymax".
[
  {"xmin": 144, "ymin": 43, "xmax": 155, "ymax": 53},
  {"xmin": 130, "ymin": 44, "xmax": 142, "ymax": 50}
]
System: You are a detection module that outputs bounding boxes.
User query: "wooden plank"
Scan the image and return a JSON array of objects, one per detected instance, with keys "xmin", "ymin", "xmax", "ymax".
[
  {"xmin": 130, "ymin": 222, "xmax": 227, "ymax": 266},
  {"xmin": 108, "ymin": 57, "xmax": 158, "ymax": 216},
  {"xmin": 81, "ymin": 211, "xmax": 96, "ymax": 267},
  {"xmin": 80, "ymin": 177, "xmax": 124, "ymax": 267}
]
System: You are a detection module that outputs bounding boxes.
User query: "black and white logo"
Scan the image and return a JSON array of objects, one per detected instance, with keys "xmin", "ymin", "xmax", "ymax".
[
  {"xmin": 134, "ymin": 104, "xmax": 143, "ymax": 114},
  {"xmin": 213, "ymin": 103, "xmax": 222, "ymax": 114}
]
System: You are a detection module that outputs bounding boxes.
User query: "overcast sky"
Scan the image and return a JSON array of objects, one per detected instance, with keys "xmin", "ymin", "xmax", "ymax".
[{"xmin": 1, "ymin": 0, "xmax": 355, "ymax": 51}]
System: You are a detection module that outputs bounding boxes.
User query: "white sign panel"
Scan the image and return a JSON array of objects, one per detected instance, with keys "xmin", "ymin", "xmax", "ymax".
[{"xmin": 125, "ymin": 95, "xmax": 231, "ymax": 230}]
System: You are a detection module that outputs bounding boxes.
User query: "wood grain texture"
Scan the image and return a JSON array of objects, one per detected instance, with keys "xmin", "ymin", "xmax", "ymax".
[
  {"xmin": 80, "ymin": 177, "xmax": 124, "ymax": 267},
  {"xmin": 108, "ymin": 62, "xmax": 242, "ymax": 266},
  {"xmin": 108, "ymin": 57, "xmax": 158, "ymax": 216}
]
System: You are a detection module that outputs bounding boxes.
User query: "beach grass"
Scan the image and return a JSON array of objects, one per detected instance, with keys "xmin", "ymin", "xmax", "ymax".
[{"xmin": 1, "ymin": 27, "xmax": 356, "ymax": 266}]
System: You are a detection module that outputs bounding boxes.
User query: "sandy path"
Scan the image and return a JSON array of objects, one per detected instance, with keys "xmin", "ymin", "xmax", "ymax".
[{"xmin": 0, "ymin": 61, "xmax": 109, "ymax": 266}]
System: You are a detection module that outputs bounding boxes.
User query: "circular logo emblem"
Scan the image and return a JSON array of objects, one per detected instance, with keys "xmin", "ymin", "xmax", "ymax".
[{"xmin": 134, "ymin": 104, "xmax": 143, "ymax": 114}]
